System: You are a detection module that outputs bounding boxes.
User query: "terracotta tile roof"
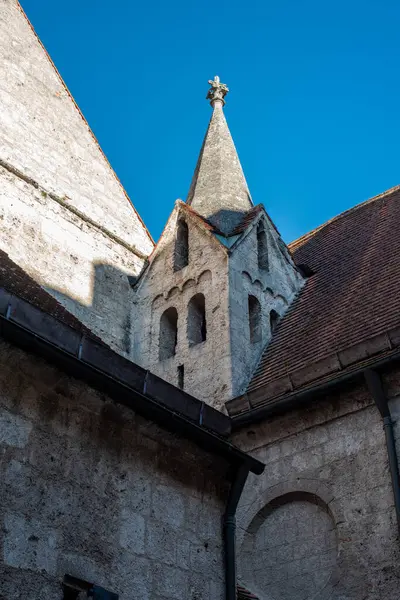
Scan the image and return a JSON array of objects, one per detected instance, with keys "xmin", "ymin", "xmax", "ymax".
[
  {"xmin": 0, "ymin": 250, "xmax": 100, "ymax": 341},
  {"xmin": 247, "ymin": 185, "xmax": 400, "ymax": 398},
  {"xmin": 183, "ymin": 202, "xmax": 263, "ymax": 238},
  {"xmin": 181, "ymin": 203, "xmax": 224, "ymax": 235},
  {"xmin": 230, "ymin": 205, "xmax": 264, "ymax": 235},
  {"xmin": 237, "ymin": 584, "xmax": 259, "ymax": 599}
]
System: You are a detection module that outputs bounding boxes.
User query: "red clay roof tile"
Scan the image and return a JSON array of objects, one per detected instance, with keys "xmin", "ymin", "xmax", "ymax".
[{"xmin": 247, "ymin": 185, "xmax": 400, "ymax": 396}]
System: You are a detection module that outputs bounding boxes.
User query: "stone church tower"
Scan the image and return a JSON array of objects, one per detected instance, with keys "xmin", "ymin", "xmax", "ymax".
[{"xmin": 132, "ymin": 77, "xmax": 304, "ymax": 409}]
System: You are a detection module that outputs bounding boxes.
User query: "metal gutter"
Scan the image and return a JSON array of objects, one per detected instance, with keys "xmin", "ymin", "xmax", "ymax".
[
  {"xmin": 232, "ymin": 349, "xmax": 400, "ymax": 430},
  {"xmin": 0, "ymin": 292, "xmax": 264, "ymax": 476}
]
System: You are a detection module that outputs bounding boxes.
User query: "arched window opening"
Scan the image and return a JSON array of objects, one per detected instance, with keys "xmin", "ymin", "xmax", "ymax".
[
  {"xmin": 248, "ymin": 295, "xmax": 262, "ymax": 344},
  {"xmin": 174, "ymin": 219, "xmax": 189, "ymax": 271},
  {"xmin": 257, "ymin": 222, "xmax": 269, "ymax": 270},
  {"xmin": 270, "ymin": 309, "xmax": 280, "ymax": 334},
  {"xmin": 187, "ymin": 293, "xmax": 207, "ymax": 346},
  {"xmin": 159, "ymin": 307, "xmax": 178, "ymax": 360}
]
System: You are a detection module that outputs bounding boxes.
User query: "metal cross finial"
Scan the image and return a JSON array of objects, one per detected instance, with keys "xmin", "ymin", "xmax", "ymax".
[{"xmin": 206, "ymin": 75, "xmax": 229, "ymax": 107}]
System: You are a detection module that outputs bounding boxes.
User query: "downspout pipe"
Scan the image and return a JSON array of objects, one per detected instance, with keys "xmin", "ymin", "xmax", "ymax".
[
  {"xmin": 365, "ymin": 369, "xmax": 400, "ymax": 536},
  {"xmin": 224, "ymin": 465, "xmax": 250, "ymax": 600}
]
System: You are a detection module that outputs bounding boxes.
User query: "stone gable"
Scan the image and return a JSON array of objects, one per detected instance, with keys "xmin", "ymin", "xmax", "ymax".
[{"xmin": 0, "ymin": 1, "xmax": 154, "ymax": 354}]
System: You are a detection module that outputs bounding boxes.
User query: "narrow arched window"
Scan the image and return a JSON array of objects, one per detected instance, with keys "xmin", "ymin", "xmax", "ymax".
[
  {"xmin": 270, "ymin": 309, "xmax": 280, "ymax": 334},
  {"xmin": 248, "ymin": 295, "xmax": 262, "ymax": 344},
  {"xmin": 257, "ymin": 222, "xmax": 269, "ymax": 270},
  {"xmin": 159, "ymin": 307, "xmax": 178, "ymax": 360},
  {"xmin": 174, "ymin": 219, "xmax": 189, "ymax": 271},
  {"xmin": 187, "ymin": 293, "xmax": 206, "ymax": 346}
]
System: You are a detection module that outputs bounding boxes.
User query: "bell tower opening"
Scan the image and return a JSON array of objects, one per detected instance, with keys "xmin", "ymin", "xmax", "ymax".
[
  {"xmin": 187, "ymin": 293, "xmax": 207, "ymax": 346},
  {"xmin": 248, "ymin": 295, "xmax": 262, "ymax": 344},
  {"xmin": 174, "ymin": 219, "xmax": 189, "ymax": 271},
  {"xmin": 159, "ymin": 307, "xmax": 178, "ymax": 360}
]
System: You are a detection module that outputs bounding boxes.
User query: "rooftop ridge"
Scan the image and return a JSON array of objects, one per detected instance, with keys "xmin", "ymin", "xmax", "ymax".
[
  {"xmin": 289, "ymin": 183, "xmax": 400, "ymax": 251},
  {"xmin": 17, "ymin": 1, "xmax": 154, "ymax": 247}
]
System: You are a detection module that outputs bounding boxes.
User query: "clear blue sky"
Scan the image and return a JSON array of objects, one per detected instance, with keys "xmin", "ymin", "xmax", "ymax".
[{"xmin": 21, "ymin": 0, "xmax": 400, "ymax": 243}]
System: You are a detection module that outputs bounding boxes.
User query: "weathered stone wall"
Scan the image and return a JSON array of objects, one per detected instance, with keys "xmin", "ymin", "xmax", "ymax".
[
  {"xmin": 133, "ymin": 204, "xmax": 232, "ymax": 410},
  {"xmin": 232, "ymin": 372, "xmax": 400, "ymax": 600},
  {"xmin": 1, "ymin": 165, "xmax": 142, "ymax": 354},
  {"xmin": 0, "ymin": 1, "xmax": 153, "ymax": 353},
  {"xmin": 228, "ymin": 212, "xmax": 304, "ymax": 396},
  {"xmin": 133, "ymin": 205, "xmax": 304, "ymax": 409},
  {"xmin": 0, "ymin": 339, "xmax": 229, "ymax": 600}
]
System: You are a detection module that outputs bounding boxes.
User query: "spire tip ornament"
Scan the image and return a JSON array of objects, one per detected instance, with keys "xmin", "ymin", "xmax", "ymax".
[{"xmin": 206, "ymin": 75, "xmax": 229, "ymax": 107}]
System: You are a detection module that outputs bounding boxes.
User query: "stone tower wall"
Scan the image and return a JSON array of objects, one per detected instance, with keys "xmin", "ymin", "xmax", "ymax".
[
  {"xmin": 133, "ymin": 206, "xmax": 232, "ymax": 410},
  {"xmin": 229, "ymin": 213, "xmax": 304, "ymax": 396},
  {"xmin": 0, "ymin": 1, "xmax": 153, "ymax": 353}
]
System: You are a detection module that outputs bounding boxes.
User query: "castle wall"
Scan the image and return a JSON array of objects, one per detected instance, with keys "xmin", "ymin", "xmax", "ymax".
[
  {"xmin": 0, "ymin": 1, "xmax": 153, "ymax": 353},
  {"xmin": 133, "ymin": 207, "xmax": 232, "ymax": 410},
  {"xmin": 0, "ymin": 338, "xmax": 229, "ymax": 600},
  {"xmin": 232, "ymin": 370, "xmax": 400, "ymax": 600}
]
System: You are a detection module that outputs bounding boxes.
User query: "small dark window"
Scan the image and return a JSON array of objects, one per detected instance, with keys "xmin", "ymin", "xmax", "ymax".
[
  {"xmin": 257, "ymin": 222, "xmax": 269, "ymax": 270},
  {"xmin": 159, "ymin": 307, "xmax": 178, "ymax": 360},
  {"xmin": 248, "ymin": 295, "xmax": 262, "ymax": 343},
  {"xmin": 62, "ymin": 575, "xmax": 118, "ymax": 600},
  {"xmin": 270, "ymin": 309, "xmax": 280, "ymax": 334},
  {"xmin": 177, "ymin": 364, "xmax": 184, "ymax": 389},
  {"xmin": 188, "ymin": 293, "xmax": 207, "ymax": 346},
  {"xmin": 174, "ymin": 219, "xmax": 189, "ymax": 271}
]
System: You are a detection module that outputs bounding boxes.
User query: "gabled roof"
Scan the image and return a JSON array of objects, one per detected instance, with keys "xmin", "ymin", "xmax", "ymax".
[
  {"xmin": 227, "ymin": 185, "xmax": 400, "ymax": 414},
  {"xmin": 13, "ymin": 2, "xmax": 154, "ymax": 253},
  {"xmin": 230, "ymin": 205, "xmax": 264, "ymax": 235}
]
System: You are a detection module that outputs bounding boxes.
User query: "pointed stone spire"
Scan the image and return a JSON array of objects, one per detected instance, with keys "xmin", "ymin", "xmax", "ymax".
[{"xmin": 186, "ymin": 76, "xmax": 253, "ymax": 235}]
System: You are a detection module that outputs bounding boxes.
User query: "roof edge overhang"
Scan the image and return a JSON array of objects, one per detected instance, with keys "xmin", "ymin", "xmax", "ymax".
[
  {"xmin": 230, "ymin": 343, "xmax": 400, "ymax": 430},
  {"xmin": 0, "ymin": 287, "xmax": 264, "ymax": 475}
]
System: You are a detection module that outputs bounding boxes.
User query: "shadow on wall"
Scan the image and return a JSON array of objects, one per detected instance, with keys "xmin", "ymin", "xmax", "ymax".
[
  {"xmin": 45, "ymin": 262, "xmax": 135, "ymax": 355},
  {"xmin": 205, "ymin": 207, "xmax": 249, "ymax": 235}
]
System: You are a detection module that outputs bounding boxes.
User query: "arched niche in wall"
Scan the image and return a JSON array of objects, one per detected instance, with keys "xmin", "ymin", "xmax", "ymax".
[
  {"xmin": 248, "ymin": 295, "xmax": 262, "ymax": 344},
  {"xmin": 182, "ymin": 278, "xmax": 196, "ymax": 293},
  {"xmin": 159, "ymin": 307, "xmax": 178, "ymax": 360},
  {"xmin": 240, "ymin": 491, "xmax": 338, "ymax": 600},
  {"xmin": 152, "ymin": 294, "xmax": 165, "ymax": 311},
  {"xmin": 197, "ymin": 269, "xmax": 212, "ymax": 285},
  {"xmin": 242, "ymin": 271, "xmax": 253, "ymax": 285},
  {"xmin": 166, "ymin": 286, "xmax": 180, "ymax": 301},
  {"xmin": 187, "ymin": 293, "xmax": 206, "ymax": 346},
  {"xmin": 174, "ymin": 219, "xmax": 189, "ymax": 271}
]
